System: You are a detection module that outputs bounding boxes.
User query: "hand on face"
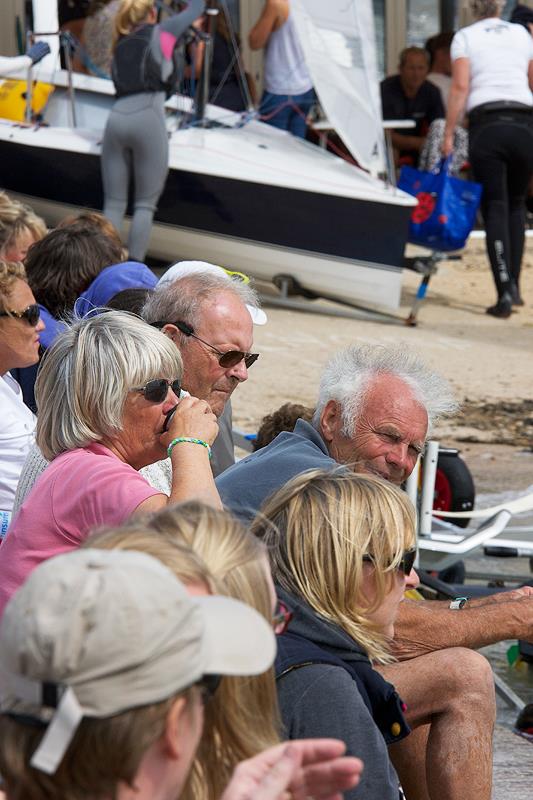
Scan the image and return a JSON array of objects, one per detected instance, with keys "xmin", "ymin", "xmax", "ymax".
[
  {"xmin": 160, "ymin": 395, "xmax": 219, "ymax": 449},
  {"xmin": 219, "ymin": 739, "xmax": 363, "ymax": 800}
]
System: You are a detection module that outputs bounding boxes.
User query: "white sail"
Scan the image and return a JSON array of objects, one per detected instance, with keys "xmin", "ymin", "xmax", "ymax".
[{"xmin": 291, "ymin": 0, "xmax": 386, "ymax": 176}]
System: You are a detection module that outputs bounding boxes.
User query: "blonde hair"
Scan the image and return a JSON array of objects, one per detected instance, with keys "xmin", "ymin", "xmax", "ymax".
[
  {"xmin": 0, "ymin": 689, "xmax": 194, "ymax": 800},
  {"xmin": 114, "ymin": 0, "xmax": 154, "ymax": 41},
  {"xmin": 87, "ymin": 502, "xmax": 281, "ymax": 800},
  {"xmin": 252, "ymin": 469, "xmax": 416, "ymax": 664},
  {"xmin": 0, "ymin": 261, "xmax": 26, "ymax": 313},
  {"xmin": 0, "ymin": 192, "xmax": 46, "ymax": 260},
  {"xmin": 35, "ymin": 310, "xmax": 182, "ymax": 460}
]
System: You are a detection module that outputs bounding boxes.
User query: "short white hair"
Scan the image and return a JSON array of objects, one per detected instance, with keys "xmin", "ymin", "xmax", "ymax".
[
  {"xmin": 313, "ymin": 344, "xmax": 458, "ymax": 437},
  {"xmin": 142, "ymin": 272, "xmax": 259, "ymax": 329},
  {"xmin": 470, "ymin": 0, "xmax": 505, "ymax": 18},
  {"xmin": 36, "ymin": 311, "xmax": 182, "ymax": 460}
]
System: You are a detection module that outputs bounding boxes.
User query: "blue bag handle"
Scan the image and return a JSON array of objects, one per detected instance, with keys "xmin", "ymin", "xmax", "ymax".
[{"xmin": 432, "ymin": 155, "xmax": 453, "ymax": 175}]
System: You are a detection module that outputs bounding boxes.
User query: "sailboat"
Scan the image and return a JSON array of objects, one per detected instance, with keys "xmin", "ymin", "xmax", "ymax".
[{"xmin": 0, "ymin": 0, "xmax": 415, "ymax": 311}]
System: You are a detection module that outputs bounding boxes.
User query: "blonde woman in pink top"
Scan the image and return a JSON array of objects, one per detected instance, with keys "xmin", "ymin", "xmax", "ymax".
[{"xmin": 0, "ymin": 310, "xmax": 220, "ymax": 616}]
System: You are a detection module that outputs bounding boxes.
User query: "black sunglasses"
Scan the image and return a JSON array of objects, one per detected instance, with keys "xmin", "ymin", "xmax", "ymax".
[
  {"xmin": 0, "ymin": 303, "xmax": 40, "ymax": 326},
  {"xmin": 363, "ymin": 548, "xmax": 417, "ymax": 575},
  {"xmin": 153, "ymin": 320, "xmax": 259, "ymax": 369},
  {"xmin": 130, "ymin": 378, "xmax": 181, "ymax": 403},
  {"xmin": 197, "ymin": 673, "xmax": 222, "ymax": 702}
]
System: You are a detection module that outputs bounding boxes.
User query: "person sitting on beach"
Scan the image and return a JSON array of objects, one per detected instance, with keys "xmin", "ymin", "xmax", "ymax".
[
  {"xmin": 381, "ymin": 46, "xmax": 445, "ymax": 166},
  {"xmin": 426, "ymin": 31, "xmax": 454, "ymax": 109},
  {"xmin": 252, "ymin": 469, "xmax": 418, "ymax": 800},
  {"xmin": 0, "ymin": 310, "xmax": 219, "ymax": 618},
  {"xmin": 0, "ymin": 262, "xmax": 45, "ymax": 527},
  {"xmin": 253, "ymin": 402, "xmax": 314, "ymax": 451},
  {"xmin": 24, "ymin": 222, "xmax": 124, "ymax": 350},
  {"xmin": 218, "ymin": 342, "xmax": 533, "ymax": 800},
  {"xmin": 88, "ymin": 500, "xmax": 284, "ymax": 800},
  {"xmin": 0, "ymin": 547, "xmax": 363, "ymax": 800},
  {"xmin": 143, "ymin": 261, "xmax": 266, "ymax": 476},
  {"xmin": 0, "ymin": 192, "xmax": 47, "ymax": 264}
]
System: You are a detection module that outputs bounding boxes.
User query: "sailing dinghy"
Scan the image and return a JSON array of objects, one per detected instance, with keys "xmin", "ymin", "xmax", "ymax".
[{"xmin": 0, "ymin": 0, "xmax": 415, "ymax": 311}]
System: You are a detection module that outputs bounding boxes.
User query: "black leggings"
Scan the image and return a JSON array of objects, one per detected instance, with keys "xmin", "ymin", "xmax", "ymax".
[{"xmin": 468, "ymin": 111, "xmax": 533, "ymax": 300}]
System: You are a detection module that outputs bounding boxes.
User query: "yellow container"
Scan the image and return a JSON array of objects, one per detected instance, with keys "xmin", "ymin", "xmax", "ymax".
[{"xmin": 0, "ymin": 79, "xmax": 54, "ymax": 122}]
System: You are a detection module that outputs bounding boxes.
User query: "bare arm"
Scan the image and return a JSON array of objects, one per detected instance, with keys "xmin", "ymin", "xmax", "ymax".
[
  {"xmin": 442, "ymin": 57, "xmax": 469, "ymax": 156},
  {"xmin": 392, "ymin": 588, "xmax": 533, "ymax": 660},
  {"xmin": 135, "ymin": 396, "xmax": 222, "ymax": 512},
  {"xmin": 160, "ymin": 0, "xmax": 206, "ymax": 39},
  {"xmin": 389, "ymin": 131, "xmax": 425, "ymax": 153},
  {"xmin": 528, "ymin": 59, "xmax": 533, "ymax": 92},
  {"xmin": 248, "ymin": 0, "xmax": 289, "ymax": 51}
]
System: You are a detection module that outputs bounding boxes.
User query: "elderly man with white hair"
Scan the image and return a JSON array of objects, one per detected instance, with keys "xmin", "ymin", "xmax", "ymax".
[
  {"xmin": 143, "ymin": 261, "xmax": 266, "ymax": 476},
  {"xmin": 217, "ymin": 342, "xmax": 533, "ymax": 800}
]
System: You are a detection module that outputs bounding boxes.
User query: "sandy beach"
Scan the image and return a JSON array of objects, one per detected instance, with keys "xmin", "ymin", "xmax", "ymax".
[{"xmin": 232, "ymin": 236, "xmax": 533, "ymax": 495}]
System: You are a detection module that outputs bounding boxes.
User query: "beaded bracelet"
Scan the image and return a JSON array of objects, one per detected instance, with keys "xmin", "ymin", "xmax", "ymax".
[{"xmin": 167, "ymin": 437, "xmax": 212, "ymax": 460}]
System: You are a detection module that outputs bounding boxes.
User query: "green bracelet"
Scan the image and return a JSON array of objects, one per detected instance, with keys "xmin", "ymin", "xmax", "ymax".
[{"xmin": 167, "ymin": 437, "xmax": 212, "ymax": 460}]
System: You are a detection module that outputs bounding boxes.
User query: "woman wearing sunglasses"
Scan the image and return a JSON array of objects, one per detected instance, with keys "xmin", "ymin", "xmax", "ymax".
[
  {"xmin": 0, "ymin": 261, "xmax": 45, "ymax": 527},
  {"xmin": 0, "ymin": 310, "xmax": 220, "ymax": 618},
  {"xmin": 252, "ymin": 468, "xmax": 419, "ymax": 800}
]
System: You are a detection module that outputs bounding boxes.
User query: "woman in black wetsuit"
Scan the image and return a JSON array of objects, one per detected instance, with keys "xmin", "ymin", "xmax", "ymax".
[
  {"xmin": 101, "ymin": 0, "xmax": 204, "ymax": 261},
  {"xmin": 443, "ymin": 0, "xmax": 533, "ymax": 318}
]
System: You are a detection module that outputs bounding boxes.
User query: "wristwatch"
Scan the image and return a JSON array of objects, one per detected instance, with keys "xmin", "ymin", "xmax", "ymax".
[{"xmin": 449, "ymin": 597, "xmax": 468, "ymax": 610}]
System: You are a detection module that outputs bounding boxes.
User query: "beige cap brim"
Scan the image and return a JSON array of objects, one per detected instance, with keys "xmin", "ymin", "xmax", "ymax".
[{"xmin": 196, "ymin": 594, "xmax": 276, "ymax": 677}]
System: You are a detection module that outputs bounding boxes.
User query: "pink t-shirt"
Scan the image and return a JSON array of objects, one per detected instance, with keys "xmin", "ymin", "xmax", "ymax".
[{"xmin": 0, "ymin": 443, "xmax": 162, "ymax": 617}]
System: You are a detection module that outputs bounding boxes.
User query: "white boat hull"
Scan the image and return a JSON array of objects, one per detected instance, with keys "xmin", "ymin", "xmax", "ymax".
[{"xmin": 0, "ymin": 71, "xmax": 415, "ymax": 310}]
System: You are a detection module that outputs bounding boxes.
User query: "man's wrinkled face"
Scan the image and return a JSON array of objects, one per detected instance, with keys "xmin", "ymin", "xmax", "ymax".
[
  {"xmin": 322, "ymin": 374, "xmax": 428, "ymax": 485},
  {"xmin": 179, "ymin": 291, "xmax": 253, "ymax": 417}
]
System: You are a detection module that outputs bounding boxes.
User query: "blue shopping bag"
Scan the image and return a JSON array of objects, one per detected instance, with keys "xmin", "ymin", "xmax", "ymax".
[{"xmin": 398, "ymin": 157, "xmax": 482, "ymax": 251}]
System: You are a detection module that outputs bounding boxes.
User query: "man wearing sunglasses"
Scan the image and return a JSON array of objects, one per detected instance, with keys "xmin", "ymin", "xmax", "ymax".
[
  {"xmin": 217, "ymin": 342, "xmax": 533, "ymax": 800},
  {"xmin": 0, "ymin": 262, "xmax": 45, "ymax": 530},
  {"xmin": 143, "ymin": 262, "xmax": 265, "ymax": 476}
]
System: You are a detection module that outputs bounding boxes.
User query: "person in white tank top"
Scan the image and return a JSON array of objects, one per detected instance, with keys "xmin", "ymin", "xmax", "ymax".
[
  {"xmin": 443, "ymin": 0, "xmax": 533, "ymax": 318},
  {"xmin": 249, "ymin": 0, "xmax": 315, "ymax": 138}
]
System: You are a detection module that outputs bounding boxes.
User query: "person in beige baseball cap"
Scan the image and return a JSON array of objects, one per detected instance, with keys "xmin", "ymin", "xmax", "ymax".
[{"xmin": 0, "ymin": 547, "xmax": 362, "ymax": 800}]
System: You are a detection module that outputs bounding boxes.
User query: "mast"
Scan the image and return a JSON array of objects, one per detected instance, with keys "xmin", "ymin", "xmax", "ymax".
[{"xmin": 193, "ymin": 0, "xmax": 219, "ymax": 125}]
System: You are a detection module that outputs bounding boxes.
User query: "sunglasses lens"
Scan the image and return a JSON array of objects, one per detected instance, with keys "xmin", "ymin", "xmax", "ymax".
[
  {"xmin": 218, "ymin": 351, "xmax": 243, "ymax": 368},
  {"xmin": 218, "ymin": 351, "xmax": 259, "ymax": 369},
  {"xmin": 171, "ymin": 379, "xmax": 181, "ymax": 397},
  {"xmin": 143, "ymin": 379, "xmax": 168, "ymax": 403},
  {"xmin": 401, "ymin": 550, "xmax": 417, "ymax": 575},
  {"xmin": 25, "ymin": 305, "xmax": 40, "ymax": 326}
]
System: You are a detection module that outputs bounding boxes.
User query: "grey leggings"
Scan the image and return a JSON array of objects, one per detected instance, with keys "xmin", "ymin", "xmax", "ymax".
[{"xmin": 101, "ymin": 92, "xmax": 169, "ymax": 261}]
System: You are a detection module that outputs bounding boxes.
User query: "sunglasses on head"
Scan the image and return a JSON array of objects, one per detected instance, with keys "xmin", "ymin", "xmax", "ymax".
[
  {"xmin": 363, "ymin": 548, "xmax": 417, "ymax": 576},
  {"xmin": 153, "ymin": 320, "xmax": 259, "ymax": 369},
  {"xmin": 131, "ymin": 378, "xmax": 181, "ymax": 403},
  {"xmin": 0, "ymin": 303, "xmax": 40, "ymax": 326}
]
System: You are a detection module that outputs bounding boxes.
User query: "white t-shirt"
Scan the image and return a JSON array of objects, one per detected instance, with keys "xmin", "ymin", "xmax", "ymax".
[
  {"xmin": 0, "ymin": 373, "xmax": 36, "ymax": 513},
  {"xmin": 427, "ymin": 72, "xmax": 452, "ymax": 109},
  {"xmin": 264, "ymin": 13, "xmax": 313, "ymax": 96},
  {"xmin": 451, "ymin": 18, "xmax": 533, "ymax": 111}
]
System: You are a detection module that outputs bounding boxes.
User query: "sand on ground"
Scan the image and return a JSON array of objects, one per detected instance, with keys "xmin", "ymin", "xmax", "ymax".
[{"xmin": 231, "ymin": 237, "xmax": 533, "ymax": 494}]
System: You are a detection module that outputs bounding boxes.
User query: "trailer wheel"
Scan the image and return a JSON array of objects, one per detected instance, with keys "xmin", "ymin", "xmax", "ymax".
[{"xmin": 433, "ymin": 451, "xmax": 475, "ymax": 529}]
